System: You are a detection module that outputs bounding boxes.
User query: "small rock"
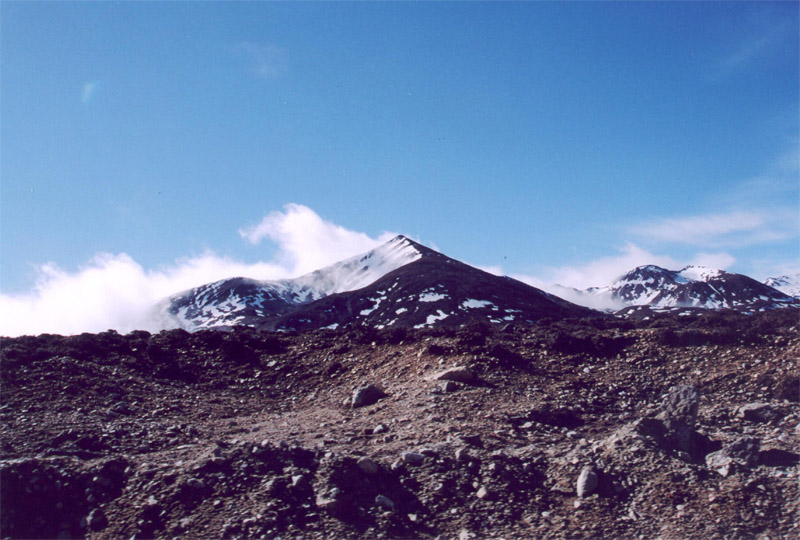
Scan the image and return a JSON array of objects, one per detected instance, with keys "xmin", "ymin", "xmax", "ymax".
[
  {"xmin": 658, "ymin": 385, "xmax": 699, "ymax": 427},
  {"xmin": 476, "ymin": 486, "xmax": 490, "ymax": 500},
  {"xmin": 316, "ymin": 496, "xmax": 339, "ymax": 512},
  {"xmin": 442, "ymin": 380, "xmax": 460, "ymax": 393},
  {"xmin": 402, "ymin": 452, "xmax": 426, "ymax": 465},
  {"xmin": 291, "ymin": 474, "xmax": 306, "ymax": 487},
  {"xmin": 460, "ymin": 434, "xmax": 483, "ymax": 447},
  {"xmin": 357, "ymin": 456, "xmax": 379, "ymax": 475},
  {"xmin": 186, "ymin": 477, "xmax": 205, "ymax": 490},
  {"xmin": 738, "ymin": 403, "xmax": 780, "ymax": 424},
  {"xmin": 576, "ymin": 466, "xmax": 598, "ymax": 498},
  {"xmin": 375, "ymin": 494, "xmax": 395, "ymax": 510},
  {"xmin": 434, "ymin": 366, "xmax": 477, "ymax": 385},
  {"xmin": 86, "ymin": 508, "xmax": 107, "ymax": 531},
  {"xmin": 109, "ymin": 402, "xmax": 133, "ymax": 416},
  {"xmin": 705, "ymin": 436, "xmax": 760, "ymax": 476},
  {"xmin": 352, "ymin": 384, "xmax": 387, "ymax": 408},
  {"xmin": 373, "ymin": 424, "xmax": 388, "ymax": 434},
  {"xmin": 455, "ymin": 448, "xmax": 470, "ymax": 462},
  {"xmin": 315, "ymin": 486, "xmax": 344, "ymax": 513}
]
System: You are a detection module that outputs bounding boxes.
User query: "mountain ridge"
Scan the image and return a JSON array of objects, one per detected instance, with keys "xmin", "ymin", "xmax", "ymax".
[
  {"xmin": 162, "ymin": 235, "xmax": 423, "ymax": 330},
  {"xmin": 260, "ymin": 247, "xmax": 597, "ymax": 332},
  {"xmin": 160, "ymin": 240, "xmax": 798, "ymax": 332},
  {"xmin": 575, "ymin": 264, "xmax": 798, "ymax": 314},
  {"xmin": 161, "ymin": 236, "xmax": 596, "ymax": 331}
]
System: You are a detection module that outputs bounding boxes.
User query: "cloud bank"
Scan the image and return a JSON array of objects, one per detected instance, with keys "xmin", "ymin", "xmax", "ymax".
[{"xmin": 0, "ymin": 204, "xmax": 395, "ymax": 337}]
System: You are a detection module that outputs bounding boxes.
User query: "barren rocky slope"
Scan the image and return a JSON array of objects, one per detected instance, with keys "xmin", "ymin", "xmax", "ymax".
[{"xmin": 2, "ymin": 309, "xmax": 799, "ymax": 539}]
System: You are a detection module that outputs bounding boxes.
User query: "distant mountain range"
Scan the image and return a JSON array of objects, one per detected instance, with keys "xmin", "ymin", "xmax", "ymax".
[
  {"xmin": 573, "ymin": 265, "xmax": 798, "ymax": 316},
  {"xmin": 764, "ymin": 273, "xmax": 800, "ymax": 299},
  {"xmin": 159, "ymin": 236, "xmax": 798, "ymax": 331}
]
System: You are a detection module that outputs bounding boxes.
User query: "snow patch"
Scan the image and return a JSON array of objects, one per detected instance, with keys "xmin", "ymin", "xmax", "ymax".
[
  {"xmin": 413, "ymin": 310, "xmax": 449, "ymax": 328},
  {"xmin": 419, "ymin": 292, "xmax": 448, "ymax": 302},
  {"xmin": 679, "ymin": 266, "xmax": 723, "ymax": 282},
  {"xmin": 461, "ymin": 299, "xmax": 496, "ymax": 309},
  {"xmin": 360, "ymin": 297, "xmax": 384, "ymax": 316}
]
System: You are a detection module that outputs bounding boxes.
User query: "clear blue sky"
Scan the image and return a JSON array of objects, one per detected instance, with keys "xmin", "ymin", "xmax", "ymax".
[{"xmin": 1, "ymin": 2, "xmax": 798, "ymax": 331}]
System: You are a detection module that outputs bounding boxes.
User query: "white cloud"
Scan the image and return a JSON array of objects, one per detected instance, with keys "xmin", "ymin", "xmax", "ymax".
[
  {"xmin": 721, "ymin": 34, "xmax": 774, "ymax": 73},
  {"xmin": 474, "ymin": 264, "xmax": 504, "ymax": 276},
  {"xmin": 234, "ymin": 43, "xmax": 288, "ymax": 80},
  {"xmin": 0, "ymin": 204, "xmax": 398, "ymax": 337},
  {"xmin": 0, "ymin": 252, "xmax": 287, "ymax": 337},
  {"xmin": 712, "ymin": 16, "xmax": 794, "ymax": 79},
  {"xmin": 629, "ymin": 209, "xmax": 796, "ymax": 248},
  {"xmin": 630, "ymin": 211, "xmax": 763, "ymax": 245},
  {"xmin": 239, "ymin": 203, "xmax": 397, "ymax": 276},
  {"xmin": 81, "ymin": 81, "xmax": 98, "ymax": 104},
  {"xmin": 688, "ymin": 252, "xmax": 737, "ymax": 270},
  {"xmin": 525, "ymin": 243, "xmax": 682, "ymax": 290}
]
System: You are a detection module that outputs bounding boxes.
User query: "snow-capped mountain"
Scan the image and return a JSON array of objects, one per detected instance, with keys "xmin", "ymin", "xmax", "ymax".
[
  {"xmin": 161, "ymin": 240, "xmax": 798, "ymax": 332},
  {"xmin": 581, "ymin": 265, "xmax": 798, "ymax": 314},
  {"xmin": 163, "ymin": 235, "xmax": 422, "ymax": 330},
  {"xmin": 260, "ymin": 242, "xmax": 596, "ymax": 332},
  {"xmin": 161, "ymin": 235, "xmax": 596, "ymax": 331},
  {"xmin": 764, "ymin": 273, "xmax": 800, "ymax": 299}
]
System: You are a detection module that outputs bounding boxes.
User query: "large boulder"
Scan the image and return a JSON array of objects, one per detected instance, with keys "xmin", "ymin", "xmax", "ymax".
[
  {"xmin": 351, "ymin": 384, "xmax": 387, "ymax": 408},
  {"xmin": 576, "ymin": 466, "xmax": 598, "ymax": 498},
  {"xmin": 705, "ymin": 436, "xmax": 760, "ymax": 477},
  {"xmin": 655, "ymin": 385, "xmax": 700, "ymax": 455}
]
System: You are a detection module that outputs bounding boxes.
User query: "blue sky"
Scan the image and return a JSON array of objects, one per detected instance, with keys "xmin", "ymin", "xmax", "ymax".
[{"xmin": 1, "ymin": 2, "xmax": 798, "ymax": 334}]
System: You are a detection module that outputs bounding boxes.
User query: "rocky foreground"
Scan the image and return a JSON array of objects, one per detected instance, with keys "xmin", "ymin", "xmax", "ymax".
[{"xmin": 1, "ymin": 309, "xmax": 799, "ymax": 539}]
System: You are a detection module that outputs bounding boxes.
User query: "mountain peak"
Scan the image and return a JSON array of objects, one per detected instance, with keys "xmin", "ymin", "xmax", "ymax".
[
  {"xmin": 611, "ymin": 265, "xmax": 676, "ymax": 287},
  {"xmin": 161, "ymin": 234, "xmax": 596, "ymax": 331},
  {"xmin": 634, "ymin": 264, "xmax": 670, "ymax": 273},
  {"xmin": 678, "ymin": 266, "xmax": 724, "ymax": 282},
  {"xmin": 163, "ymin": 235, "xmax": 426, "ymax": 330}
]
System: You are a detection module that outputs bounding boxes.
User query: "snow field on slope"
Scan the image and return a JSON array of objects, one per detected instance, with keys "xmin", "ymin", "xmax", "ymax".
[{"xmin": 679, "ymin": 266, "xmax": 723, "ymax": 282}]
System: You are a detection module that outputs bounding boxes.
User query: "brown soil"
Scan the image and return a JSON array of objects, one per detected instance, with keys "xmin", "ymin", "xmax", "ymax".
[{"xmin": 2, "ymin": 308, "xmax": 798, "ymax": 539}]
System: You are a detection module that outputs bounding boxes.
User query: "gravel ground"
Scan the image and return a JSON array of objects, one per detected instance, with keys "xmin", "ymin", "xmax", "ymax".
[{"xmin": 2, "ymin": 308, "xmax": 798, "ymax": 539}]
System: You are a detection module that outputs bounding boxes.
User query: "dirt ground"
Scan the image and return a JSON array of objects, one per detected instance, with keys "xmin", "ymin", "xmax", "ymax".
[{"xmin": 2, "ymin": 308, "xmax": 798, "ymax": 539}]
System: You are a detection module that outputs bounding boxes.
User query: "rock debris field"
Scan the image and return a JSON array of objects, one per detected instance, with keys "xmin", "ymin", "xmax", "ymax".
[{"xmin": 1, "ymin": 308, "xmax": 799, "ymax": 539}]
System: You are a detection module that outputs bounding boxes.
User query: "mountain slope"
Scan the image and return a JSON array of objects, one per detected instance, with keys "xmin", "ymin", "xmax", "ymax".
[
  {"xmin": 262, "ymin": 245, "xmax": 598, "ymax": 331},
  {"xmin": 162, "ymin": 235, "xmax": 422, "ymax": 330},
  {"xmin": 582, "ymin": 265, "xmax": 798, "ymax": 315},
  {"xmin": 161, "ymin": 236, "xmax": 597, "ymax": 332}
]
